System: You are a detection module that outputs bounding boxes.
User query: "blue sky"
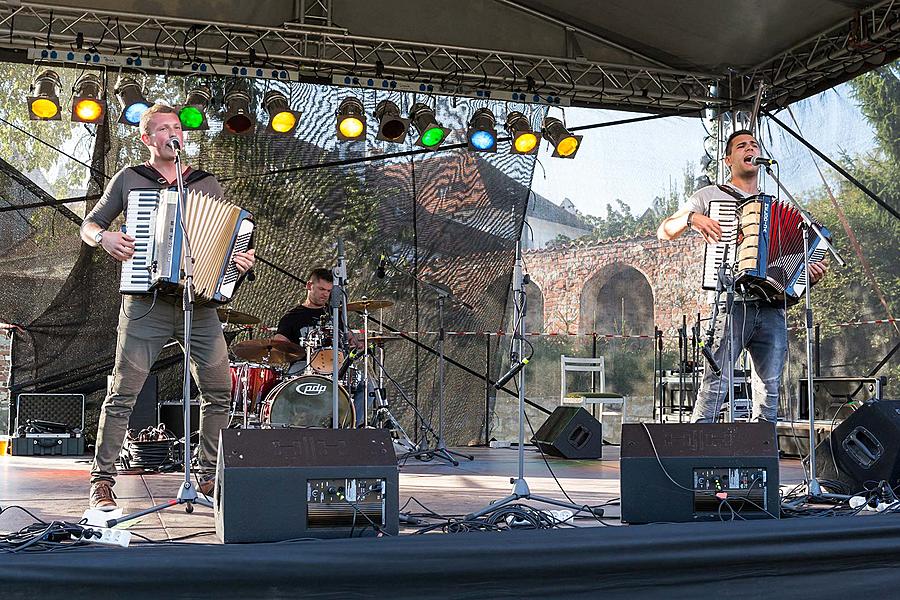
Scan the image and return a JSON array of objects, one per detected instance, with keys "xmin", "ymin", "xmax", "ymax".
[{"xmin": 531, "ymin": 82, "xmax": 877, "ymax": 218}]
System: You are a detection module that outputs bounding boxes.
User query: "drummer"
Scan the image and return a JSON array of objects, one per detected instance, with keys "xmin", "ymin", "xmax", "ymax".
[{"xmin": 272, "ymin": 268, "xmax": 369, "ymax": 426}]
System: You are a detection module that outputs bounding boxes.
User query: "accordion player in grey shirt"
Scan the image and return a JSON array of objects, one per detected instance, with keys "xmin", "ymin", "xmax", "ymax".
[{"xmin": 80, "ymin": 103, "xmax": 255, "ymax": 510}]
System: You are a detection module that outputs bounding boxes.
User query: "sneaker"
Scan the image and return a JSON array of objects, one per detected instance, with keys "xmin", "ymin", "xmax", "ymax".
[
  {"xmin": 197, "ymin": 478, "xmax": 215, "ymax": 497},
  {"xmin": 89, "ymin": 482, "xmax": 117, "ymax": 511}
]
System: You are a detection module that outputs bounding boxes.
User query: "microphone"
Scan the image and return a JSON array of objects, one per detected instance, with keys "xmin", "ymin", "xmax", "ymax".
[
  {"xmin": 701, "ymin": 345, "xmax": 721, "ymax": 378},
  {"xmin": 751, "ymin": 156, "xmax": 776, "ymax": 166},
  {"xmin": 376, "ymin": 253, "xmax": 387, "ymax": 279},
  {"xmin": 494, "ymin": 357, "xmax": 530, "ymax": 389},
  {"xmin": 166, "ymin": 136, "xmax": 181, "ymax": 152}
]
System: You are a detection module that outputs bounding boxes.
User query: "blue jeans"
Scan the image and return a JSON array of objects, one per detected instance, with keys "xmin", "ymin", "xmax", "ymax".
[{"xmin": 692, "ymin": 301, "xmax": 787, "ymax": 423}]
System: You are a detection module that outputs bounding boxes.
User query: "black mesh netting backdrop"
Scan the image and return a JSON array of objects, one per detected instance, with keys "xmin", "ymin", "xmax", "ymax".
[{"xmin": 0, "ymin": 72, "xmax": 545, "ymax": 445}]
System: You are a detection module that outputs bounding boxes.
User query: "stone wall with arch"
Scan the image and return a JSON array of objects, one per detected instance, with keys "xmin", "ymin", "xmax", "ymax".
[{"xmin": 525, "ymin": 233, "xmax": 708, "ymax": 337}]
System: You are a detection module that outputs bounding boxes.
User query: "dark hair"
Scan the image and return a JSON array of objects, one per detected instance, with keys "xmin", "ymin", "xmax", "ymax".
[
  {"xmin": 308, "ymin": 267, "xmax": 333, "ymax": 283},
  {"xmin": 725, "ymin": 129, "xmax": 755, "ymax": 156}
]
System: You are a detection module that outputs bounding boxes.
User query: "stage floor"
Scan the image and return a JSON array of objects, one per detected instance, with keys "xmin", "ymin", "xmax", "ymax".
[{"xmin": 0, "ymin": 445, "xmax": 808, "ymax": 541}]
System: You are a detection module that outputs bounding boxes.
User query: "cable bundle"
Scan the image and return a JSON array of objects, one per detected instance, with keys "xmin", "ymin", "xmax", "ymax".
[{"xmin": 118, "ymin": 424, "xmax": 178, "ymax": 471}]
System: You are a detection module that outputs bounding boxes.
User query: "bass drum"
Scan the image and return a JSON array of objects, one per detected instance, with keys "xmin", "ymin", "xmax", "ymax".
[{"xmin": 261, "ymin": 374, "xmax": 355, "ymax": 429}]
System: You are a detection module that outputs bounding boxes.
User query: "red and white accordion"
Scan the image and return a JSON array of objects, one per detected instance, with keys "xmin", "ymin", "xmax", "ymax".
[
  {"xmin": 703, "ymin": 194, "xmax": 830, "ymax": 305},
  {"xmin": 119, "ymin": 188, "xmax": 254, "ymax": 303}
]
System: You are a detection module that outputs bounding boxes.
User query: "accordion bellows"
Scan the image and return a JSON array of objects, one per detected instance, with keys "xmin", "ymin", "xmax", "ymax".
[
  {"xmin": 120, "ymin": 188, "xmax": 254, "ymax": 302},
  {"xmin": 703, "ymin": 194, "xmax": 829, "ymax": 305}
]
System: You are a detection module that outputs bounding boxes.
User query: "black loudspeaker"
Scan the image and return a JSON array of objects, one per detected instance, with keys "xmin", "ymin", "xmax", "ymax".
[
  {"xmin": 158, "ymin": 400, "xmax": 200, "ymax": 439},
  {"xmin": 621, "ymin": 422, "xmax": 780, "ymax": 523},
  {"xmin": 814, "ymin": 401, "xmax": 900, "ymax": 494},
  {"xmin": 214, "ymin": 428, "xmax": 399, "ymax": 543},
  {"xmin": 531, "ymin": 407, "xmax": 603, "ymax": 459}
]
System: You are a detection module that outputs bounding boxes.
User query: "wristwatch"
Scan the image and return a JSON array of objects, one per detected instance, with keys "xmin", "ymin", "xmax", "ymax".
[
  {"xmin": 686, "ymin": 211, "xmax": 695, "ymax": 228},
  {"xmin": 93, "ymin": 230, "xmax": 104, "ymax": 245}
]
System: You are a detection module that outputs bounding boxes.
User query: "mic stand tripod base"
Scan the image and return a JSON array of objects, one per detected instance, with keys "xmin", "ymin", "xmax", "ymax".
[
  {"xmin": 106, "ymin": 482, "xmax": 213, "ymax": 527},
  {"xmin": 464, "ymin": 477, "xmax": 603, "ymax": 521}
]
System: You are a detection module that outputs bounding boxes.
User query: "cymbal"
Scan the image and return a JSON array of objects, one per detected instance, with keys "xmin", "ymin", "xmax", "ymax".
[
  {"xmin": 346, "ymin": 299, "xmax": 394, "ymax": 312},
  {"xmin": 367, "ymin": 335, "xmax": 402, "ymax": 345},
  {"xmin": 231, "ymin": 338, "xmax": 303, "ymax": 363},
  {"xmin": 217, "ymin": 307, "xmax": 261, "ymax": 325}
]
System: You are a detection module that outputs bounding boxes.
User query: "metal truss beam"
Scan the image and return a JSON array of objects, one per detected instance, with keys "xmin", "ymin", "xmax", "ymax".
[
  {"xmin": 736, "ymin": 0, "xmax": 900, "ymax": 108},
  {"xmin": 0, "ymin": 0, "xmax": 721, "ymax": 113}
]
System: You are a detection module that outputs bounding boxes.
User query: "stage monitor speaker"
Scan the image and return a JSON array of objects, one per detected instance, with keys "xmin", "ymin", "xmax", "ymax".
[
  {"xmin": 814, "ymin": 400, "xmax": 900, "ymax": 494},
  {"xmin": 531, "ymin": 407, "xmax": 603, "ymax": 459},
  {"xmin": 214, "ymin": 428, "xmax": 399, "ymax": 543},
  {"xmin": 796, "ymin": 376, "xmax": 884, "ymax": 421},
  {"xmin": 621, "ymin": 422, "xmax": 779, "ymax": 523}
]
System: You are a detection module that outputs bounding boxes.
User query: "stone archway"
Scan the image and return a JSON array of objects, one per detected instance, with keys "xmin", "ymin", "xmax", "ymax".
[{"xmin": 580, "ymin": 263, "xmax": 654, "ymax": 336}]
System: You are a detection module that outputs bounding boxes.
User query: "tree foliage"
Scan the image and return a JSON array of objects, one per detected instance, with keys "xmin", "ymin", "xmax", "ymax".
[{"xmin": 787, "ymin": 62, "xmax": 900, "ymax": 394}]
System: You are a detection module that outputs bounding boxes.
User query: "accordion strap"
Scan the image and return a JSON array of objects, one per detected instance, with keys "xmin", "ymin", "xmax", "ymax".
[
  {"xmin": 716, "ymin": 184, "xmax": 749, "ymax": 202},
  {"xmin": 128, "ymin": 164, "xmax": 215, "ymax": 187}
]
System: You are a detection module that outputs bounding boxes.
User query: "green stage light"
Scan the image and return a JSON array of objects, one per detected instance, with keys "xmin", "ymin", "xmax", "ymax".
[
  {"xmin": 28, "ymin": 69, "xmax": 62, "ymax": 120},
  {"xmin": 179, "ymin": 85, "xmax": 211, "ymax": 130},
  {"xmin": 410, "ymin": 103, "xmax": 449, "ymax": 148}
]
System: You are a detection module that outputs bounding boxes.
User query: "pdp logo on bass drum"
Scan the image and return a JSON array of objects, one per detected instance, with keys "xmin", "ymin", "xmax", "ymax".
[{"xmin": 295, "ymin": 382, "xmax": 328, "ymax": 396}]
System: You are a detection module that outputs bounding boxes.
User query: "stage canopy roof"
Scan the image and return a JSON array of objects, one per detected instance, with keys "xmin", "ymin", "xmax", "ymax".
[{"xmin": 0, "ymin": 0, "xmax": 897, "ymax": 114}]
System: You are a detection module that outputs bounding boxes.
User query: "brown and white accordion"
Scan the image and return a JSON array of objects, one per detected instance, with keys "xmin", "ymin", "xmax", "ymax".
[
  {"xmin": 120, "ymin": 188, "xmax": 254, "ymax": 302},
  {"xmin": 702, "ymin": 194, "xmax": 830, "ymax": 305}
]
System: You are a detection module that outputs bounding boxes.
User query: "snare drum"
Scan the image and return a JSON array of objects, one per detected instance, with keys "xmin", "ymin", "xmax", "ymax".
[
  {"xmin": 230, "ymin": 363, "xmax": 280, "ymax": 414},
  {"xmin": 260, "ymin": 374, "xmax": 355, "ymax": 428}
]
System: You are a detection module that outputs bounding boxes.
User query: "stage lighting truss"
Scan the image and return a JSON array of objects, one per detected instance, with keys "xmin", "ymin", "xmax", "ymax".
[
  {"xmin": 504, "ymin": 111, "xmax": 541, "ymax": 155},
  {"xmin": 115, "ymin": 77, "xmax": 150, "ymax": 127},
  {"xmin": 178, "ymin": 85, "xmax": 211, "ymax": 131},
  {"xmin": 374, "ymin": 100, "xmax": 409, "ymax": 143},
  {"xmin": 542, "ymin": 117, "xmax": 582, "ymax": 158},
  {"xmin": 410, "ymin": 103, "xmax": 450, "ymax": 148},
  {"xmin": 223, "ymin": 86, "xmax": 254, "ymax": 135},
  {"xmin": 70, "ymin": 73, "xmax": 106, "ymax": 123},
  {"xmin": 466, "ymin": 107, "xmax": 497, "ymax": 153},
  {"xmin": 336, "ymin": 96, "xmax": 366, "ymax": 141},
  {"xmin": 28, "ymin": 69, "xmax": 62, "ymax": 120},
  {"xmin": 263, "ymin": 90, "xmax": 301, "ymax": 134}
]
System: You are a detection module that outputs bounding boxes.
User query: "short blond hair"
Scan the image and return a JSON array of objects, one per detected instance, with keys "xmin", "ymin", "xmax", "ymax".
[{"xmin": 139, "ymin": 103, "xmax": 177, "ymax": 135}]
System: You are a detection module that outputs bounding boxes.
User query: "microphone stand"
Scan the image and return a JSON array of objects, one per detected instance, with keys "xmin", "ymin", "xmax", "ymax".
[
  {"xmin": 762, "ymin": 166, "xmax": 845, "ymax": 499},
  {"xmin": 377, "ymin": 253, "xmax": 473, "ymax": 466},
  {"xmin": 467, "ymin": 241, "xmax": 600, "ymax": 520},
  {"xmin": 108, "ymin": 142, "xmax": 211, "ymax": 527},
  {"xmin": 331, "ymin": 239, "xmax": 348, "ymax": 429}
]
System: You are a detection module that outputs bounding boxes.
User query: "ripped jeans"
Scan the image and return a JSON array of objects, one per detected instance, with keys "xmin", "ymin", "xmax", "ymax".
[{"xmin": 692, "ymin": 300, "xmax": 787, "ymax": 423}]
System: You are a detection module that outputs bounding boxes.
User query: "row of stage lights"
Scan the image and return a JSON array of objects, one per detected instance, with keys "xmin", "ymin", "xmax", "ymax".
[{"xmin": 26, "ymin": 69, "xmax": 583, "ymax": 158}]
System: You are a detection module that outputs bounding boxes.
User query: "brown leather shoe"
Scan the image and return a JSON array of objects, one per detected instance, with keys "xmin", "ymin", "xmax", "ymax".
[
  {"xmin": 197, "ymin": 478, "xmax": 215, "ymax": 496},
  {"xmin": 89, "ymin": 482, "xmax": 117, "ymax": 511}
]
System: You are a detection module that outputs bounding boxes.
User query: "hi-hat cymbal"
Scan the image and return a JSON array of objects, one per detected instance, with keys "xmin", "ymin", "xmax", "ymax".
[
  {"xmin": 346, "ymin": 299, "xmax": 394, "ymax": 312},
  {"xmin": 367, "ymin": 335, "xmax": 402, "ymax": 345},
  {"xmin": 217, "ymin": 307, "xmax": 261, "ymax": 325},
  {"xmin": 231, "ymin": 338, "xmax": 303, "ymax": 363}
]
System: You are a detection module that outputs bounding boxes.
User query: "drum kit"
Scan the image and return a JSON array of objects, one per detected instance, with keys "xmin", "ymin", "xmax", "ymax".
[{"xmin": 218, "ymin": 302, "xmax": 403, "ymax": 434}]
